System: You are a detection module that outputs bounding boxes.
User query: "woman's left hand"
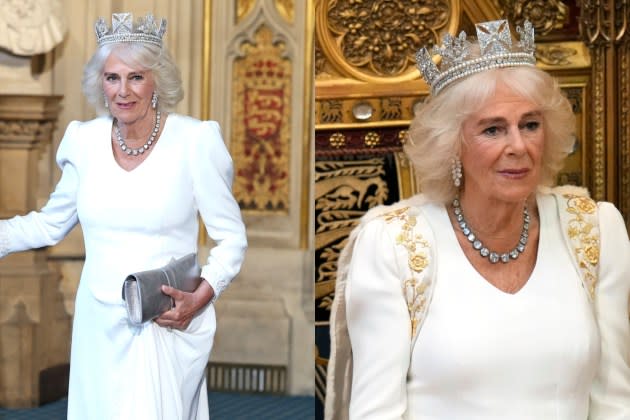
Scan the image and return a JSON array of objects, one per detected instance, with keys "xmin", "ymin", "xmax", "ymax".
[{"xmin": 154, "ymin": 279, "xmax": 215, "ymax": 331}]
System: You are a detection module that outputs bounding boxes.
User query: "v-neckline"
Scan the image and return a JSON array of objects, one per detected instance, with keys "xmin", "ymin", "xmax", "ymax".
[
  {"xmin": 107, "ymin": 114, "xmax": 170, "ymax": 173},
  {"xmin": 440, "ymin": 195, "xmax": 544, "ymax": 297}
]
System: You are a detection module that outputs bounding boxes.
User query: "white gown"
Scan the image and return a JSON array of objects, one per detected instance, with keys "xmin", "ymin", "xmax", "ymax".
[
  {"xmin": 344, "ymin": 194, "xmax": 630, "ymax": 419},
  {"xmin": 0, "ymin": 114, "xmax": 248, "ymax": 419}
]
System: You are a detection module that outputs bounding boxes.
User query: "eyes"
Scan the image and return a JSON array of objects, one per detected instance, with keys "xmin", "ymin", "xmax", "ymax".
[
  {"xmin": 481, "ymin": 120, "xmax": 541, "ymax": 138},
  {"xmin": 104, "ymin": 73, "xmax": 146, "ymax": 82}
]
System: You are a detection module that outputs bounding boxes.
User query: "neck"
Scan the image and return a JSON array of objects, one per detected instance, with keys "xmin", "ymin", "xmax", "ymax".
[
  {"xmin": 457, "ymin": 191, "xmax": 534, "ymax": 238},
  {"xmin": 116, "ymin": 110, "xmax": 155, "ymax": 142}
]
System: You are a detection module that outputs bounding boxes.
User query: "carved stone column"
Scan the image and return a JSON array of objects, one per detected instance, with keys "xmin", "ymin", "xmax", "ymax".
[{"xmin": 0, "ymin": 94, "xmax": 68, "ymax": 408}]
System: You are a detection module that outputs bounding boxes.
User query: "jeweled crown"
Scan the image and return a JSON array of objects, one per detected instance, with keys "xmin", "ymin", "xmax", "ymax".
[
  {"xmin": 416, "ymin": 20, "xmax": 536, "ymax": 96},
  {"xmin": 95, "ymin": 13, "xmax": 167, "ymax": 48}
]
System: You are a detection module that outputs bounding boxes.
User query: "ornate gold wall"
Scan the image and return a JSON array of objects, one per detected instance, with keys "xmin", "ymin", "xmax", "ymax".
[{"xmin": 313, "ymin": 1, "xmax": 630, "ymax": 418}]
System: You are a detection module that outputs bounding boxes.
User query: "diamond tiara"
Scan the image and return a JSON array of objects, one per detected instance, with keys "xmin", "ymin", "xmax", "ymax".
[
  {"xmin": 416, "ymin": 20, "xmax": 536, "ymax": 96},
  {"xmin": 95, "ymin": 12, "xmax": 167, "ymax": 48}
]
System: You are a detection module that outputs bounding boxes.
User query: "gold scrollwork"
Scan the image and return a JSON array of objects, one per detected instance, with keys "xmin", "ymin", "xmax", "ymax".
[
  {"xmin": 497, "ymin": 0, "xmax": 569, "ymax": 36},
  {"xmin": 315, "ymin": 158, "xmax": 390, "ymax": 308},
  {"xmin": 315, "ymin": 0, "xmax": 459, "ymax": 83},
  {"xmin": 536, "ymin": 44, "xmax": 577, "ymax": 66}
]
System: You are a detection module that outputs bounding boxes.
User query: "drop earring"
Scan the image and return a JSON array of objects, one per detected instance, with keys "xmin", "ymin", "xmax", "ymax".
[
  {"xmin": 151, "ymin": 92, "xmax": 158, "ymax": 109},
  {"xmin": 104, "ymin": 93, "xmax": 109, "ymax": 109},
  {"xmin": 452, "ymin": 158, "xmax": 462, "ymax": 188}
]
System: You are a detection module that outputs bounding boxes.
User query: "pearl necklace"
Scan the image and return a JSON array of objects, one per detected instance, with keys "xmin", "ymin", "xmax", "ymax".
[
  {"xmin": 114, "ymin": 110, "xmax": 161, "ymax": 156},
  {"xmin": 452, "ymin": 197, "xmax": 530, "ymax": 264}
]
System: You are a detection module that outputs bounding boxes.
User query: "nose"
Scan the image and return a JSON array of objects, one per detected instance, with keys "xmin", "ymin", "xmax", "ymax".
[
  {"xmin": 118, "ymin": 80, "xmax": 129, "ymax": 98},
  {"xmin": 506, "ymin": 128, "xmax": 526, "ymax": 155}
]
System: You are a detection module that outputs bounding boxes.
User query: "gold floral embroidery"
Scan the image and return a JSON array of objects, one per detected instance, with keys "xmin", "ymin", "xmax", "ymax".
[
  {"xmin": 564, "ymin": 194, "xmax": 600, "ymax": 299},
  {"xmin": 380, "ymin": 206, "xmax": 431, "ymax": 338}
]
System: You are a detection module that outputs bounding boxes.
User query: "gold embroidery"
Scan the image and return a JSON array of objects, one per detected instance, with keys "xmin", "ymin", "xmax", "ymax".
[
  {"xmin": 380, "ymin": 206, "xmax": 431, "ymax": 338},
  {"xmin": 564, "ymin": 194, "xmax": 600, "ymax": 299}
]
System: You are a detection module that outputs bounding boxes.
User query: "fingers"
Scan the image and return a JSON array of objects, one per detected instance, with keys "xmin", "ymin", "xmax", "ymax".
[
  {"xmin": 161, "ymin": 285, "xmax": 185, "ymax": 300},
  {"xmin": 154, "ymin": 312, "xmax": 193, "ymax": 331}
]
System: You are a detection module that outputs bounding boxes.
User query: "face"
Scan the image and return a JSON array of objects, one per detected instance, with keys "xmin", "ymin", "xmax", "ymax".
[
  {"xmin": 460, "ymin": 83, "xmax": 544, "ymax": 205},
  {"xmin": 102, "ymin": 53, "xmax": 155, "ymax": 125}
]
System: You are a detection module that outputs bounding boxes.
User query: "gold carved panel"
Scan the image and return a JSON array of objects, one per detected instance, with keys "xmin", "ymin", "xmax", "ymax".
[
  {"xmin": 315, "ymin": 0, "xmax": 460, "ymax": 82},
  {"xmin": 231, "ymin": 25, "xmax": 291, "ymax": 213}
]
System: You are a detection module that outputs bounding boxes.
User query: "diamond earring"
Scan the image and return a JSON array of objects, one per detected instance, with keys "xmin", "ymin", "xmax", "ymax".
[
  {"xmin": 104, "ymin": 93, "xmax": 109, "ymax": 109},
  {"xmin": 151, "ymin": 92, "xmax": 158, "ymax": 109},
  {"xmin": 452, "ymin": 158, "xmax": 462, "ymax": 187}
]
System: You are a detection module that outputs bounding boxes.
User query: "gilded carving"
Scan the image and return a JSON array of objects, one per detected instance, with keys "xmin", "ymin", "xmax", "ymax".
[
  {"xmin": 381, "ymin": 98, "xmax": 403, "ymax": 120},
  {"xmin": 274, "ymin": 0, "xmax": 294, "ymax": 23},
  {"xmin": 315, "ymin": 158, "xmax": 389, "ymax": 309},
  {"xmin": 580, "ymin": 0, "xmax": 613, "ymax": 46},
  {"xmin": 236, "ymin": 0, "xmax": 256, "ymax": 22},
  {"xmin": 316, "ymin": 0, "xmax": 457, "ymax": 82},
  {"xmin": 590, "ymin": 49, "xmax": 606, "ymax": 200},
  {"xmin": 329, "ymin": 132, "xmax": 346, "ymax": 148},
  {"xmin": 496, "ymin": 0, "xmax": 569, "ymax": 35},
  {"xmin": 535, "ymin": 44, "xmax": 577, "ymax": 66},
  {"xmin": 615, "ymin": 0, "xmax": 629, "ymax": 41},
  {"xmin": 364, "ymin": 131, "xmax": 381, "ymax": 147},
  {"xmin": 319, "ymin": 100, "xmax": 343, "ymax": 123},
  {"xmin": 398, "ymin": 130, "xmax": 409, "ymax": 145},
  {"xmin": 232, "ymin": 25, "xmax": 291, "ymax": 212}
]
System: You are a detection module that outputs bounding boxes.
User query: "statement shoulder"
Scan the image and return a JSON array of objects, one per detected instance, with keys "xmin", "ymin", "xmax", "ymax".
[{"xmin": 356, "ymin": 194, "xmax": 431, "ymax": 229}]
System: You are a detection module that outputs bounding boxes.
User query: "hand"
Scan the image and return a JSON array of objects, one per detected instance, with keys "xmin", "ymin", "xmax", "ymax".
[{"xmin": 154, "ymin": 279, "xmax": 215, "ymax": 331}]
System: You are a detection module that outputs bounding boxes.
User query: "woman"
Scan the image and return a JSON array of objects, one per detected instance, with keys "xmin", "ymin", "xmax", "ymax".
[
  {"xmin": 0, "ymin": 12, "xmax": 247, "ymax": 420},
  {"xmin": 326, "ymin": 20, "xmax": 630, "ymax": 419}
]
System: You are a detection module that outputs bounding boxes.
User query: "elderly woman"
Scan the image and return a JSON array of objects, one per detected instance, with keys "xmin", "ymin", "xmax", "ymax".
[
  {"xmin": 0, "ymin": 12, "xmax": 246, "ymax": 420},
  {"xmin": 326, "ymin": 20, "xmax": 630, "ymax": 419}
]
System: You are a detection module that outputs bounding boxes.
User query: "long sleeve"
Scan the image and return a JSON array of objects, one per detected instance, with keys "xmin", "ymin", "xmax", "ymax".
[
  {"xmin": 589, "ymin": 202, "xmax": 630, "ymax": 419},
  {"xmin": 345, "ymin": 218, "xmax": 410, "ymax": 419},
  {"xmin": 190, "ymin": 120, "xmax": 247, "ymax": 301},
  {"xmin": 0, "ymin": 121, "xmax": 81, "ymax": 257}
]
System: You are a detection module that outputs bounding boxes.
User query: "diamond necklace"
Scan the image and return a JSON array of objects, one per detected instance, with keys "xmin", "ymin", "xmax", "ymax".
[
  {"xmin": 452, "ymin": 197, "xmax": 530, "ymax": 264},
  {"xmin": 114, "ymin": 110, "xmax": 161, "ymax": 156}
]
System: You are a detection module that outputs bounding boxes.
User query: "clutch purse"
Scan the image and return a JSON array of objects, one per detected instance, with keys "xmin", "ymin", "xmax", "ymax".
[{"xmin": 122, "ymin": 253, "xmax": 201, "ymax": 325}]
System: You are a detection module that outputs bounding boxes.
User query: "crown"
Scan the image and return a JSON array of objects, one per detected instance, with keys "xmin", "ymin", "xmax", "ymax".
[
  {"xmin": 94, "ymin": 13, "xmax": 167, "ymax": 48},
  {"xmin": 416, "ymin": 20, "xmax": 536, "ymax": 96}
]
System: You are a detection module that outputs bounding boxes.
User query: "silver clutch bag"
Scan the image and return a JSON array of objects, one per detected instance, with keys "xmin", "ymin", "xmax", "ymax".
[{"xmin": 122, "ymin": 253, "xmax": 201, "ymax": 325}]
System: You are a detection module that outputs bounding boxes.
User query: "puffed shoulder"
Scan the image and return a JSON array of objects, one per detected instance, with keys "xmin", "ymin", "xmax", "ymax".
[
  {"xmin": 55, "ymin": 117, "xmax": 112, "ymax": 170},
  {"xmin": 187, "ymin": 119, "xmax": 233, "ymax": 175},
  {"xmin": 55, "ymin": 120, "xmax": 84, "ymax": 170}
]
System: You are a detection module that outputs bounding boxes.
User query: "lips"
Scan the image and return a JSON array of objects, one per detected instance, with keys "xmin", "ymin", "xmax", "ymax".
[
  {"xmin": 498, "ymin": 168, "xmax": 530, "ymax": 178},
  {"xmin": 116, "ymin": 102, "xmax": 136, "ymax": 109}
]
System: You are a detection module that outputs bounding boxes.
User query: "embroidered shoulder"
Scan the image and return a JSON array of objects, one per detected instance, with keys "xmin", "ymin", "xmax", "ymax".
[
  {"xmin": 377, "ymin": 206, "xmax": 434, "ymax": 342},
  {"xmin": 561, "ymin": 194, "xmax": 600, "ymax": 300}
]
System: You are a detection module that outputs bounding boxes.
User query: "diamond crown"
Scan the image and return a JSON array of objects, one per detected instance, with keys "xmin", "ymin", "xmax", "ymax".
[
  {"xmin": 95, "ymin": 13, "xmax": 167, "ymax": 48},
  {"xmin": 416, "ymin": 20, "xmax": 536, "ymax": 96}
]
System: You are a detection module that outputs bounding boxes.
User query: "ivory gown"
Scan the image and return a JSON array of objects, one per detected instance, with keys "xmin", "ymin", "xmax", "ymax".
[
  {"xmin": 0, "ymin": 114, "xmax": 248, "ymax": 419},
  {"xmin": 345, "ymin": 195, "xmax": 630, "ymax": 419}
]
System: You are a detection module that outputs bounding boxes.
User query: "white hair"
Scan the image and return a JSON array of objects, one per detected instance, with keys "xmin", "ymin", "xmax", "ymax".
[
  {"xmin": 82, "ymin": 43, "xmax": 183, "ymax": 115},
  {"xmin": 405, "ymin": 65, "xmax": 576, "ymax": 204}
]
